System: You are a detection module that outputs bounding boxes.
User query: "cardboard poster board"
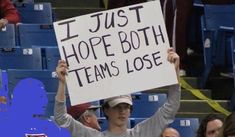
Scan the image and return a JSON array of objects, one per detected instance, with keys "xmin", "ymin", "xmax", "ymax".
[{"xmin": 53, "ymin": 0, "xmax": 178, "ymax": 105}]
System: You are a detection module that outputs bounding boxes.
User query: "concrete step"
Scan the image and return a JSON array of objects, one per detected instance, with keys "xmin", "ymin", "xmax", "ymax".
[
  {"xmin": 206, "ymin": 76, "xmax": 234, "ymax": 100},
  {"xmin": 35, "ymin": 0, "xmax": 101, "ymax": 8},
  {"xmin": 180, "ymin": 77, "xmax": 201, "ymax": 89},
  {"xmin": 53, "ymin": 7, "xmax": 105, "ymax": 21},
  {"xmin": 178, "ymin": 100, "xmax": 230, "ymax": 113}
]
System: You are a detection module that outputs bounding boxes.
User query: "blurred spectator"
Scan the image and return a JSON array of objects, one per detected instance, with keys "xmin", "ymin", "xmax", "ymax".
[
  {"xmin": 218, "ymin": 112, "xmax": 235, "ymax": 137},
  {"xmin": 0, "ymin": 0, "xmax": 20, "ymax": 28},
  {"xmin": 162, "ymin": 127, "xmax": 181, "ymax": 137},
  {"xmin": 197, "ymin": 114, "xmax": 224, "ymax": 137},
  {"xmin": 174, "ymin": 0, "xmax": 193, "ymax": 76},
  {"xmin": 67, "ymin": 103, "xmax": 101, "ymax": 131}
]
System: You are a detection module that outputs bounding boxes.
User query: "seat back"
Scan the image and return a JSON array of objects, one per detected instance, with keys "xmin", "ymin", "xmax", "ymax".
[
  {"xmin": 204, "ymin": 4, "xmax": 235, "ymax": 30},
  {"xmin": 42, "ymin": 47, "xmax": 60, "ymax": 70},
  {"xmin": 200, "ymin": 4, "xmax": 235, "ymax": 87},
  {"xmin": 18, "ymin": 24, "xmax": 57, "ymax": 47},
  {"xmin": 0, "ymin": 47, "xmax": 42, "ymax": 70},
  {"xmin": 0, "ymin": 24, "xmax": 16, "ymax": 48},
  {"xmin": 16, "ymin": 3, "xmax": 53, "ymax": 24},
  {"xmin": 169, "ymin": 118, "xmax": 199, "ymax": 137},
  {"xmin": 131, "ymin": 93, "xmax": 167, "ymax": 118}
]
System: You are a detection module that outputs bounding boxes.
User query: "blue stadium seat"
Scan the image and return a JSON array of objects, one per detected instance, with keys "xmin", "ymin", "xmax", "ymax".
[
  {"xmin": 98, "ymin": 117, "xmax": 108, "ymax": 131},
  {"xmin": 169, "ymin": 118, "xmax": 199, "ymax": 137},
  {"xmin": 18, "ymin": 24, "xmax": 57, "ymax": 47},
  {"xmin": 16, "ymin": 2, "xmax": 53, "ymax": 24},
  {"xmin": 7, "ymin": 69, "xmax": 58, "ymax": 94},
  {"xmin": 129, "ymin": 118, "xmax": 146, "ymax": 128},
  {"xmin": 0, "ymin": 24, "xmax": 16, "ymax": 48},
  {"xmin": 230, "ymin": 36, "xmax": 235, "ymax": 111},
  {"xmin": 200, "ymin": 4, "xmax": 235, "ymax": 87},
  {"xmin": 0, "ymin": 47, "xmax": 42, "ymax": 70},
  {"xmin": 42, "ymin": 47, "xmax": 60, "ymax": 70},
  {"xmin": 130, "ymin": 93, "xmax": 167, "ymax": 118}
]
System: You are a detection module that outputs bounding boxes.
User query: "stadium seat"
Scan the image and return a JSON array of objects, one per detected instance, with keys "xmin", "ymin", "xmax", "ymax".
[
  {"xmin": 0, "ymin": 47, "xmax": 42, "ymax": 70},
  {"xmin": 42, "ymin": 47, "xmax": 60, "ymax": 70},
  {"xmin": 130, "ymin": 93, "xmax": 167, "ymax": 118},
  {"xmin": 129, "ymin": 118, "xmax": 146, "ymax": 128},
  {"xmin": 7, "ymin": 69, "xmax": 58, "ymax": 94},
  {"xmin": 230, "ymin": 36, "xmax": 235, "ymax": 111},
  {"xmin": 169, "ymin": 118, "xmax": 199, "ymax": 137},
  {"xmin": 200, "ymin": 4, "xmax": 235, "ymax": 87},
  {"xmin": 16, "ymin": 2, "xmax": 53, "ymax": 24},
  {"xmin": 18, "ymin": 24, "xmax": 57, "ymax": 47},
  {"xmin": 0, "ymin": 24, "xmax": 16, "ymax": 48}
]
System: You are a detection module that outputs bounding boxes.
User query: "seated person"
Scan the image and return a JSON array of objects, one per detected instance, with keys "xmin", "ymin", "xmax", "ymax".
[{"xmin": 0, "ymin": 0, "xmax": 20, "ymax": 29}]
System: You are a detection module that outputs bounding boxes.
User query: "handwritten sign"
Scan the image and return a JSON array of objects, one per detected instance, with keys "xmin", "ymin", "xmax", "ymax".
[{"xmin": 53, "ymin": 0, "xmax": 178, "ymax": 105}]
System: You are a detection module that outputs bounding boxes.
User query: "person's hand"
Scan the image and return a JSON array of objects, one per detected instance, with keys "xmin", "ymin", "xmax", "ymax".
[
  {"xmin": 56, "ymin": 60, "xmax": 68, "ymax": 84},
  {"xmin": 0, "ymin": 19, "xmax": 8, "ymax": 29},
  {"xmin": 167, "ymin": 48, "xmax": 180, "ymax": 78}
]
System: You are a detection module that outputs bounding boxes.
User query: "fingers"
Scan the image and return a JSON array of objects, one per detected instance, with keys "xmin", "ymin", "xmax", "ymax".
[
  {"xmin": 167, "ymin": 48, "xmax": 179, "ymax": 63},
  {"xmin": 167, "ymin": 47, "xmax": 174, "ymax": 54},
  {"xmin": 167, "ymin": 48, "xmax": 180, "ymax": 73},
  {"xmin": 56, "ymin": 60, "xmax": 68, "ymax": 82},
  {"xmin": 57, "ymin": 60, "xmax": 68, "ymax": 70}
]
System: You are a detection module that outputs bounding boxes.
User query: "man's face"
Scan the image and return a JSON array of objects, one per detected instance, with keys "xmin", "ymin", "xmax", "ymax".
[
  {"xmin": 84, "ymin": 110, "xmax": 101, "ymax": 131},
  {"xmin": 88, "ymin": 112, "xmax": 101, "ymax": 130},
  {"xmin": 205, "ymin": 119, "xmax": 223, "ymax": 137},
  {"xmin": 105, "ymin": 103, "xmax": 131, "ymax": 127}
]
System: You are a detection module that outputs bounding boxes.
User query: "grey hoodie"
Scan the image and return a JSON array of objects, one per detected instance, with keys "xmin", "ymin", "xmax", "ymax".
[{"xmin": 54, "ymin": 84, "xmax": 181, "ymax": 137}]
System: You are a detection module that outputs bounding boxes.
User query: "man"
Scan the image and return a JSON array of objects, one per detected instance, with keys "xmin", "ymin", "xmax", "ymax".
[
  {"xmin": 0, "ymin": 0, "xmax": 20, "ymax": 29},
  {"xmin": 197, "ymin": 114, "xmax": 224, "ymax": 137},
  {"xmin": 218, "ymin": 112, "xmax": 235, "ymax": 137},
  {"xmin": 67, "ymin": 102, "xmax": 101, "ymax": 131},
  {"xmin": 54, "ymin": 48, "xmax": 181, "ymax": 137},
  {"xmin": 162, "ymin": 127, "xmax": 180, "ymax": 137}
]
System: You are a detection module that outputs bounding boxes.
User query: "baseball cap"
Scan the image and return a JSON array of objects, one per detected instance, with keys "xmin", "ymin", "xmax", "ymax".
[
  {"xmin": 67, "ymin": 103, "xmax": 100, "ymax": 119},
  {"xmin": 104, "ymin": 95, "xmax": 133, "ymax": 107}
]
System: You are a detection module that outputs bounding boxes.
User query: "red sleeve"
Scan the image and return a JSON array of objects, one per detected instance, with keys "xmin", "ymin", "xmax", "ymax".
[{"xmin": 1, "ymin": 0, "xmax": 20, "ymax": 24}]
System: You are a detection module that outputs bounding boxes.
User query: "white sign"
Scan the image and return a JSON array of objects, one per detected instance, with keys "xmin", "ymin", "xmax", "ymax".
[{"xmin": 53, "ymin": 0, "xmax": 178, "ymax": 105}]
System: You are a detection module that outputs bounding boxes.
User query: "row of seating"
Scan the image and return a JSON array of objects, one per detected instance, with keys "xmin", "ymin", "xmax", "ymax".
[
  {"xmin": 1, "ymin": 69, "xmax": 168, "ymax": 118},
  {"xmin": 200, "ymin": 4, "xmax": 235, "ymax": 87},
  {"xmin": 15, "ymin": 2, "xmax": 54, "ymax": 24},
  {"xmin": 0, "ymin": 24, "xmax": 57, "ymax": 48},
  {"xmin": 198, "ymin": 3, "xmax": 235, "ymax": 110},
  {"xmin": 0, "ymin": 46, "xmax": 59, "ymax": 70}
]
